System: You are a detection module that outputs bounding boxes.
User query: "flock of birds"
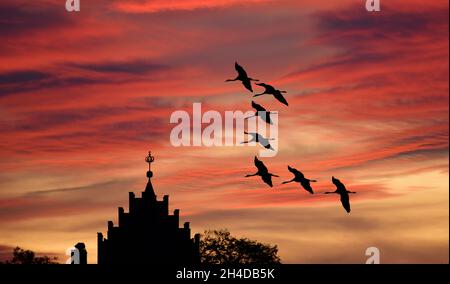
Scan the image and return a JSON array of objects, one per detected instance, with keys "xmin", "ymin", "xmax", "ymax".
[{"xmin": 226, "ymin": 62, "xmax": 357, "ymax": 214}]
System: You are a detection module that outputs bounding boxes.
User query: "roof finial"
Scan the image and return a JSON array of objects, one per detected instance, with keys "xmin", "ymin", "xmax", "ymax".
[
  {"xmin": 145, "ymin": 151, "xmax": 155, "ymax": 170},
  {"xmin": 145, "ymin": 151, "xmax": 155, "ymax": 178}
]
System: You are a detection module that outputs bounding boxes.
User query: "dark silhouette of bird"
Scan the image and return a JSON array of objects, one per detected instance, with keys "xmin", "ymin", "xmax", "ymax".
[
  {"xmin": 245, "ymin": 101, "xmax": 273, "ymax": 125},
  {"xmin": 254, "ymin": 83, "xmax": 289, "ymax": 106},
  {"xmin": 324, "ymin": 176, "xmax": 356, "ymax": 213},
  {"xmin": 241, "ymin": 131, "xmax": 275, "ymax": 151},
  {"xmin": 245, "ymin": 156, "xmax": 279, "ymax": 187},
  {"xmin": 282, "ymin": 166, "xmax": 316, "ymax": 194},
  {"xmin": 225, "ymin": 62, "xmax": 259, "ymax": 92}
]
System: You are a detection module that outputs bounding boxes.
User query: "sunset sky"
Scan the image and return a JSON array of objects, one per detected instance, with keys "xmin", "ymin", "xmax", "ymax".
[{"xmin": 0, "ymin": 0, "xmax": 448, "ymax": 264}]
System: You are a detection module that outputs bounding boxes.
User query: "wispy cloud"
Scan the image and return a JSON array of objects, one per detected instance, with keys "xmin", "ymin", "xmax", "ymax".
[
  {"xmin": 0, "ymin": 0, "xmax": 447, "ymax": 264},
  {"xmin": 112, "ymin": 0, "xmax": 271, "ymax": 13}
]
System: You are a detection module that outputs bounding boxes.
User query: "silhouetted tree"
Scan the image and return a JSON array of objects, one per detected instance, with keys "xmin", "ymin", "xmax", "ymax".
[
  {"xmin": 0, "ymin": 247, "xmax": 58, "ymax": 264},
  {"xmin": 200, "ymin": 229, "xmax": 281, "ymax": 264}
]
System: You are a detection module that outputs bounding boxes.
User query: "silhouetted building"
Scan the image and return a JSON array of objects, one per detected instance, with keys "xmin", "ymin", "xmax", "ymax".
[
  {"xmin": 74, "ymin": 243, "xmax": 87, "ymax": 264},
  {"xmin": 97, "ymin": 152, "xmax": 200, "ymax": 264}
]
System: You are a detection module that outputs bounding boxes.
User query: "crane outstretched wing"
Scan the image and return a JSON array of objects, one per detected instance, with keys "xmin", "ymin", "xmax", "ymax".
[
  {"xmin": 288, "ymin": 166, "xmax": 304, "ymax": 179},
  {"xmin": 256, "ymin": 82, "xmax": 274, "ymax": 92},
  {"xmin": 242, "ymin": 79, "xmax": 253, "ymax": 92},
  {"xmin": 300, "ymin": 181, "xmax": 314, "ymax": 194},
  {"xmin": 261, "ymin": 174, "xmax": 273, "ymax": 187},
  {"xmin": 252, "ymin": 101, "xmax": 272, "ymax": 124},
  {"xmin": 235, "ymin": 62, "xmax": 248, "ymax": 78},
  {"xmin": 332, "ymin": 176, "xmax": 347, "ymax": 193},
  {"xmin": 251, "ymin": 101, "xmax": 265, "ymax": 112},
  {"xmin": 340, "ymin": 194, "xmax": 351, "ymax": 213},
  {"xmin": 274, "ymin": 92, "xmax": 289, "ymax": 106},
  {"xmin": 254, "ymin": 156, "xmax": 268, "ymax": 173},
  {"xmin": 332, "ymin": 176, "xmax": 343, "ymax": 187}
]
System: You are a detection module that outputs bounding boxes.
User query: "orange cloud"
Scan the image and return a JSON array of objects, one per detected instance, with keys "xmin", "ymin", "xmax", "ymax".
[{"xmin": 0, "ymin": 0, "xmax": 448, "ymax": 264}]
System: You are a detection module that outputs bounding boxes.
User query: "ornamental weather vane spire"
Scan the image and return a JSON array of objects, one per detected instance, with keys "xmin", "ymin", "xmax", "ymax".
[
  {"xmin": 145, "ymin": 151, "xmax": 155, "ymax": 170},
  {"xmin": 145, "ymin": 151, "xmax": 155, "ymax": 178}
]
